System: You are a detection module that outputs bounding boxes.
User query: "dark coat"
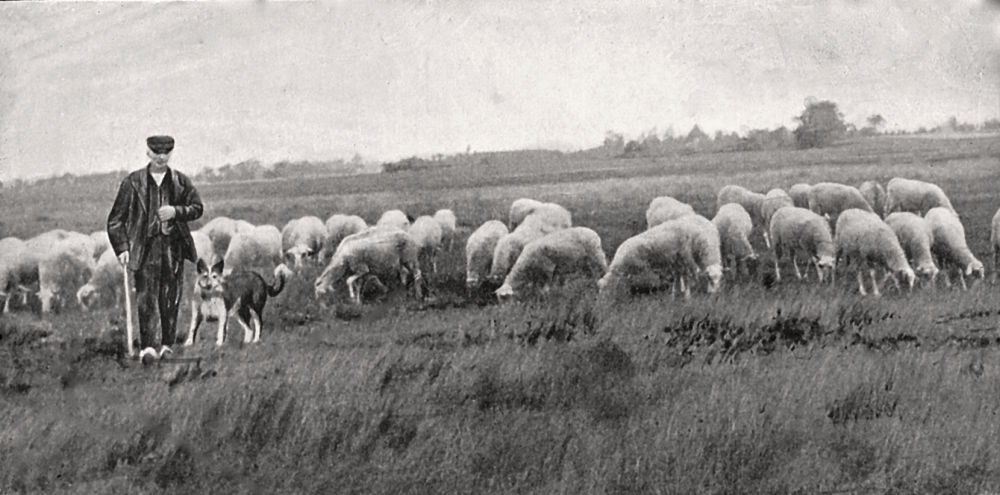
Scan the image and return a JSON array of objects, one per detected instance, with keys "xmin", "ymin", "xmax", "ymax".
[{"xmin": 107, "ymin": 165, "xmax": 204, "ymax": 271}]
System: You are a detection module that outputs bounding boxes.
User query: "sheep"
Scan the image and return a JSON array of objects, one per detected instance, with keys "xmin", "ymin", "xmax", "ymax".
[
  {"xmin": 768, "ymin": 207, "xmax": 836, "ymax": 283},
  {"xmin": 760, "ymin": 189, "xmax": 795, "ymax": 246},
  {"xmin": 788, "ymin": 184, "xmax": 812, "ymax": 209},
  {"xmin": 408, "ymin": 215, "xmax": 444, "ymax": 275},
  {"xmin": 76, "ymin": 247, "xmax": 126, "ymax": 310},
  {"xmin": 0, "ymin": 237, "xmax": 32, "ymax": 312},
  {"xmin": 859, "ymin": 181, "xmax": 887, "ymax": 218},
  {"xmin": 495, "ymin": 227, "xmax": 608, "ymax": 298},
  {"xmin": 834, "ymin": 209, "xmax": 916, "ymax": 296},
  {"xmin": 992, "ymin": 207, "xmax": 1000, "ymax": 282},
  {"xmin": 319, "ymin": 214, "xmax": 368, "ymax": 263},
  {"xmin": 465, "ymin": 220, "xmax": 509, "ymax": 289},
  {"xmin": 489, "ymin": 213, "xmax": 565, "ymax": 282},
  {"xmin": 509, "ymin": 198, "xmax": 545, "ymax": 230},
  {"xmin": 280, "ymin": 216, "xmax": 327, "ymax": 268},
  {"xmin": 34, "ymin": 231, "xmax": 97, "ymax": 313},
  {"xmin": 509, "ymin": 199, "xmax": 572, "ymax": 231},
  {"xmin": 598, "ymin": 215, "xmax": 723, "ymax": 298},
  {"xmin": 884, "ymin": 212, "xmax": 939, "ymax": 283},
  {"xmin": 646, "ymin": 196, "xmax": 695, "ymax": 230},
  {"xmin": 199, "ymin": 217, "xmax": 241, "ymax": 260},
  {"xmin": 376, "ymin": 209, "xmax": 411, "ymax": 231},
  {"xmin": 223, "ymin": 225, "xmax": 283, "ymax": 275},
  {"xmin": 234, "ymin": 219, "xmax": 255, "ymax": 234},
  {"xmin": 711, "ymin": 203, "xmax": 757, "ymax": 277},
  {"xmin": 313, "ymin": 227, "xmax": 422, "ymax": 304},
  {"xmin": 806, "ymin": 182, "xmax": 873, "ymax": 229},
  {"xmin": 89, "ymin": 230, "xmax": 112, "ymax": 263},
  {"xmin": 433, "ymin": 209, "xmax": 457, "ymax": 251},
  {"xmin": 191, "ymin": 230, "xmax": 220, "ymax": 267},
  {"xmin": 925, "ymin": 207, "xmax": 984, "ymax": 290},
  {"xmin": 717, "ymin": 185, "xmax": 766, "ymax": 226},
  {"xmin": 885, "ymin": 178, "xmax": 956, "ymax": 216}
]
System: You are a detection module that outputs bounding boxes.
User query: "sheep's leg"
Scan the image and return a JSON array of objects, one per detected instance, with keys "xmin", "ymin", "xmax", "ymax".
[
  {"xmin": 870, "ymin": 269, "xmax": 881, "ymax": 297},
  {"xmin": 958, "ymin": 270, "xmax": 968, "ymax": 291},
  {"xmin": 345, "ymin": 274, "xmax": 362, "ymax": 304},
  {"xmin": 772, "ymin": 256, "xmax": 781, "ymax": 283},
  {"xmin": 792, "ymin": 255, "xmax": 803, "ymax": 280},
  {"xmin": 856, "ymin": 270, "xmax": 867, "ymax": 296},
  {"xmin": 763, "ymin": 231, "xmax": 771, "ymax": 249}
]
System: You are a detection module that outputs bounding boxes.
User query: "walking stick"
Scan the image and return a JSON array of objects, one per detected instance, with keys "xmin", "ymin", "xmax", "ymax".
[{"xmin": 122, "ymin": 265, "xmax": 135, "ymax": 358}]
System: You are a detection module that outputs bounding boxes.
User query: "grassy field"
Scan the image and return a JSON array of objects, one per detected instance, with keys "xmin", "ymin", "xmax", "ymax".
[{"xmin": 3, "ymin": 135, "xmax": 1000, "ymax": 494}]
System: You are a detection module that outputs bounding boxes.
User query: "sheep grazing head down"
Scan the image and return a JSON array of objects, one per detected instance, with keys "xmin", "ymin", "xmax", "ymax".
[
  {"xmin": 285, "ymin": 245, "xmax": 314, "ymax": 268},
  {"xmin": 815, "ymin": 255, "xmax": 836, "ymax": 282},
  {"xmin": 76, "ymin": 283, "xmax": 97, "ymax": 310},
  {"xmin": 967, "ymin": 259, "xmax": 985, "ymax": 280},
  {"xmin": 913, "ymin": 261, "xmax": 939, "ymax": 281},
  {"xmin": 704, "ymin": 264, "xmax": 723, "ymax": 293}
]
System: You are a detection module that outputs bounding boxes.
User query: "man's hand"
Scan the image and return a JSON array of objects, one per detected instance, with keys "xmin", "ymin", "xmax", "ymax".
[
  {"xmin": 158, "ymin": 205, "xmax": 176, "ymax": 221},
  {"xmin": 118, "ymin": 251, "xmax": 130, "ymax": 266}
]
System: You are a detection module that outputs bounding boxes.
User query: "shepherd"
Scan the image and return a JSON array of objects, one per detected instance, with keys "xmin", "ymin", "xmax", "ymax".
[{"xmin": 108, "ymin": 135, "xmax": 204, "ymax": 364}]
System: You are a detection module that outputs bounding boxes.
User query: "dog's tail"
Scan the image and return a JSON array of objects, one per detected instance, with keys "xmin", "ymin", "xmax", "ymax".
[{"xmin": 268, "ymin": 264, "xmax": 295, "ymax": 297}]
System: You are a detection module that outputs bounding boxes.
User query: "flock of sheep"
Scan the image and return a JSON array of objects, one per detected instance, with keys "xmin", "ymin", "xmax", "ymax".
[{"xmin": 0, "ymin": 176, "xmax": 997, "ymax": 320}]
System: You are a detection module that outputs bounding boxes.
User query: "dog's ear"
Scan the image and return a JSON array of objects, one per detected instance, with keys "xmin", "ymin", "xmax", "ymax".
[
  {"xmin": 211, "ymin": 260, "xmax": 225, "ymax": 276},
  {"xmin": 197, "ymin": 259, "xmax": 208, "ymax": 275}
]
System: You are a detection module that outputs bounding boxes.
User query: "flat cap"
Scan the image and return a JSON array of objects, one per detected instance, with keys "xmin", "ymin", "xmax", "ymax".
[{"xmin": 147, "ymin": 135, "xmax": 175, "ymax": 154}]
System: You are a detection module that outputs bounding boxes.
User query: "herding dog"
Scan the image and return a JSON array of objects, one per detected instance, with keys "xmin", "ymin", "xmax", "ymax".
[{"xmin": 185, "ymin": 260, "xmax": 294, "ymax": 347}]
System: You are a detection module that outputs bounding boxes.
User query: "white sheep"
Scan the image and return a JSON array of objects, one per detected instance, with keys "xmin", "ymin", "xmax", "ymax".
[
  {"xmin": 806, "ymin": 182, "xmax": 873, "ymax": 228},
  {"xmin": 760, "ymin": 189, "xmax": 795, "ymax": 246},
  {"xmin": 319, "ymin": 214, "xmax": 369, "ymax": 263},
  {"xmin": 489, "ymin": 213, "xmax": 565, "ymax": 282},
  {"xmin": 883, "ymin": 212, "xmax": 939, "ymax": 283},
  {"xmin": 280, "ymin": 215, "xmax": 327, "ymax": 268},
  {"xmin": 223, "ymin": 225, "xmax": 283, "ymax": 275},
  {"xmin": 859, "ymin": 181, "xmax": 887, "ymax": 218},
  {"xmin": 409, "ymin": 215, "xmax": 444, "ymax": 275},
  {"xmin": 495, "ymin": 227, "xmax": 608, "ymax": 298},
  {"xmin": 34, "ymin": 231, "xmax": 96, "ymax": 313},
  {"xmin": 788, "ymin": 183, "xmax": 812, "ymax": 209},
  {"xmin": 509, "ymin": 198, "xmax": 545, "ymax": 230},
  {"xmin": 885, "ymin": 177, "xmax": 956, "ymax": 216},
  {"xmin": 76, "ymin": 247, "xmax": 126, "ymax": 310},
  {"xmin": 834, "ymin": 209, "xmax": 916, "ymax": 296},
  {"xmin": 646, "ymin": 196, "xmax": 695, "ymax": 230},
  {"xmin": 465, "ymin": 220, "xmax": 509, "ymax": 288},
  {"xmin": 599, "ymin": 215, "xmax": 723, "ymax": 298},
  {"xmin": 925, "ymin": 207, "xmax": 984, "ymax": 290},
  {"xmin": 376, "ymin": 209, "xmax": 412, "ymax": 231},
  {"xmin": 234, "ymin": 219, "xmax": 255, "ymax": 233},
  {"xmin": 992, "ymin": 207, "xmax": 1000, "ymax": 281},
  {"xmin": 433, "ymin": 209, "xmax": 458, "ymax": 251},
  {"xmin": 711, "ymin": 203, "xmax": 757, "ymax": 277},
  {"xmin": 717, "ymin": 185, "xmax": 766, "ymax": 226},
  {"xmin": 89, "ymin": 230, "xmax": 112, "ymax": 263},
  {"xmin": 313, "ymin": 227, "xmax": 422, "ymax": 304},
  {"xmin": 768, "ymin": 207, "xmax": 836, "ymax": 283}
]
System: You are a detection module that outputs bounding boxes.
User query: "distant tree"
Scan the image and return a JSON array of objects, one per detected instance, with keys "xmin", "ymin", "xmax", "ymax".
[
  {"xmin": 622, "ymin": 139, "xmax": 645, "ymax": 157},
  {"xmin": 867, "ymin": 114, "xmax": 885, "ymax": 130},
  {"xmin": 603, "ymin": 131, "xmax": 625, "ymax": 154},
  {"xmin": 983, "ymin": 118, "xmax": 1000, "ymax": 131},
  {"xmin": 793, "ymin": 100, "xmax": 847, "ymax": 149},
  {"xmin": 686, "ymin": 125, "xmax": 709, "ymax": 143}
]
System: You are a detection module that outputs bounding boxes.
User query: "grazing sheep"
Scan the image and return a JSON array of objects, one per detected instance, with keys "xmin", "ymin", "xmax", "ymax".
[
  {"xmin": 885, "ymin": 178, "xmax": 956, "ymax": 216},
  {"xmin": 834, "ymin": 209, "xmax": 915, "ymax": 296},
  {"xmin": 223, "ymin": 225, "xmax": 283, "ymax": 275},
  {"xmin": 646, "ymin": 196, "xmax": 696, "ymax": 230},
  {"xmin": 760, "ymin": 189, "xmax": 795, "ymax": 246},
  {"xmin": 712, "ymin": 203, "xmax": 757, "ymax": 277},
  {"xmin": 717, "ymin": 185, "xmax": 766, "ymax": 226},
  {"xmin": 599, "ymin": 215, "xmax": 723, "ymax": 298},
  {"xmin": 495, "ymin": 227, "xmax": 608, "ymax": 298},
  {"xmin": 509, "ymin": 198, "xmax": 545, "ymax": 230},
  {"xmin": 992, "ymin": 208, "xmax": 1000, "ymax": 281},
  {"xmin": 433, "ymin": 209, "xmax": 458, "ymax": 251},
  {"xmin": 319, "ymin": 214, "xmax": 369, "ymax": 263},
  {"xmin": 768, "ymin": 207, "xmax": 836, "ymax": 283},
  {"xmin": 0, "ymin": 237, "xmax": 32, "ymax": 312},
  {"xmin": 409, "ymin": 215, "xmax": 444, "ymax": 275},
  {"xmin": 234, "ymin": 219, "xmax": 255, "ymax": 234},
  {"xmin": 89, "ymin": 230, "xmax": 112, "ymax": 263},
  {"xmin": 313, "ymin": 227, "xmax": 422, "ymax": 304},
  {"xmin": 376, "ymin": 209, "xmax": 411, "ymax": 231},
  {"xmin": 281, "ymin": 216, "xmax": 327, "ymax": 268},
  {"xmin": 884, "ymin": 212, "xmax": 939, "ymax": 283},
  {"xmin": 35, "ymin": 232, "xmax": 97, "ymax": 313},
  {"xmin": 925, "ymin": 207, "xmax": 984, "ymax": 290},
  {"xmin": 788, "ymin": 184, "xmax": 812, "ymax": 209},
  {"xmin": 465, "ymin": 220, "xmax": 509, "ymax": 288},
  {"xmin": 489, "ymin": 213, "xmax": 566, "ymax": 282},
  {"xmin": 807, "ymin": 182, "xmax": 873, "ymax": 228},
  {"xmin": 859, "ymin": 181, "xmax": 887, "ymax": 218},
  {"xmin": 76, "ymin": 248, "xmax": 126, "ymax": 310}
]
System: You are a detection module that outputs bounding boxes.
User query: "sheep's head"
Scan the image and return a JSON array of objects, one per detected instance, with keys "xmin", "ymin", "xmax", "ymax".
[
  {"xmin": 76, "ymin": 284, "xmax": 97, "ymax": 310},
  {"xmin": 815, "ymin": 255, "xmax": 836, "ymax": 282},
  {"xmin": 285, "ymin": 245, "xmax": 313, "ymax": 268},
  {"xmin": 914, "ymin": 261, "xmax": 939, "ymax": 281},
  {"xmin": 966, "ymin": 259, "xmax": 985, "ymax": 279},
  {"xmin": 314, "ymin": 260, "xmax": 345, "ymax": 299},
  {"xmin": 704, "ymin": 264, "xmax": 723, "ymax": 293},
  {"xmin": 898, "ymin": 266, "xmax": 916, "ymax": 291}
]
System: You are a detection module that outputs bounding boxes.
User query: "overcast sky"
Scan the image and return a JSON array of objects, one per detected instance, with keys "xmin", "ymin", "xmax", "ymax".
[{"xmin": 2, "ymin": 0, "xmax": 999, "ymax": 181}]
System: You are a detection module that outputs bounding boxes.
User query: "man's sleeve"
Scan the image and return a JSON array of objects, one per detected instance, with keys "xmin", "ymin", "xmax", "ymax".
[
  {"xmin": 107, "ymin": 179, "xmax": 132, "ymax": 256},
  {"xmin": 174, "ymin": 178, "xmax": 204, "ymax": 222}
]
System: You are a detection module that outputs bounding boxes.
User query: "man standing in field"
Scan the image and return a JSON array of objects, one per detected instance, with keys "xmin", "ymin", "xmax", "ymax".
[{"xmin": 108, "ymin": 135, "xmax": 204, "ymax": 363}]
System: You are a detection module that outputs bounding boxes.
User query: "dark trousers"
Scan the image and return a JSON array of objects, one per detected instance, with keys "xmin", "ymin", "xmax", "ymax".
[{"xmin": 134, "ymin": 235, "xmax": 184, "ymax": 349}]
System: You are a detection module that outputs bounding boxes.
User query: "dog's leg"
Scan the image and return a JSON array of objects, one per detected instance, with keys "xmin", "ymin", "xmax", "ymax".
[
  {"xmin": 185, "ymin": 301, "xmax": 201, "ymax": 346},
  {"xmin": 216, "ymin": 301, "xmax": 228, "ymax": 347},
  {"xmin": 239, "ymin": 314, "xmax": 254, "ymax": 344},
  {"xmin": 252, "ymin": 308, "xmax": 262, "ymax": 343}
]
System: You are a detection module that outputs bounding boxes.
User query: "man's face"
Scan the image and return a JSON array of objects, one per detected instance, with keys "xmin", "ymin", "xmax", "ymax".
[{"xmin": 147, "ymin": 149, "xmax": 171, "ymax": 170}]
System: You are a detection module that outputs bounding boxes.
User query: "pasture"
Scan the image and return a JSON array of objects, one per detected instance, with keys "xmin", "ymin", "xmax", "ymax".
[{"xmin": 3, "ymin": 135, "xmax": 1000, "ymax": 494}]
